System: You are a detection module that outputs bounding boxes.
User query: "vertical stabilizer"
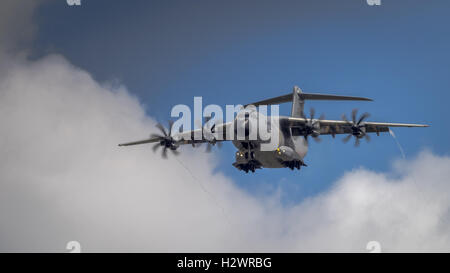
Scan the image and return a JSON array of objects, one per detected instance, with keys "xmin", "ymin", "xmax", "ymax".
[{"xmin": 291, "ymin": 86, "xmax": 304, "ymax": 118}]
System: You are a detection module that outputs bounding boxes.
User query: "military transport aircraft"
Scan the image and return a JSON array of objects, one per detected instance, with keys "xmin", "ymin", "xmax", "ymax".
[{"xmin": 118, "ymin": 86, "xmax": 429, "ymax": 173}]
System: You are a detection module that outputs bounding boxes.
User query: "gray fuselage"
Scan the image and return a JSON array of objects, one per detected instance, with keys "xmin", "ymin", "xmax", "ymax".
[{"xmin": 231, "ymin": 115, "xmax": 308, "ymax": 169}]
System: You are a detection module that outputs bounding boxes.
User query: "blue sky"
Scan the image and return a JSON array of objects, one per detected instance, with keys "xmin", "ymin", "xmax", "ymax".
[{"xmin": 31, "ymin": 0, "xmax": 447, "ymax": 204}]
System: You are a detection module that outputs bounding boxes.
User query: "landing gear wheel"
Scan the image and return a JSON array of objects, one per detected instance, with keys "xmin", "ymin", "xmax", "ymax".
[{"xmin": 282, "ymin": 160, "xmax": 306, "ymax": 171}]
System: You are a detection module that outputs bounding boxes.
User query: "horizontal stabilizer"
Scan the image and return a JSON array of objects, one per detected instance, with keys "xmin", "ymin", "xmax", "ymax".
[{"xmin": 246, "ymin": 92, "xmax": 372, "ymax": 107}]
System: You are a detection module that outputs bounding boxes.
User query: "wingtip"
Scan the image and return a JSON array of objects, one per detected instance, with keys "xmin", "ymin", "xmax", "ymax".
[{"xmin": 360, "ymin": 97, "xmax": 373, "ymax": 101}]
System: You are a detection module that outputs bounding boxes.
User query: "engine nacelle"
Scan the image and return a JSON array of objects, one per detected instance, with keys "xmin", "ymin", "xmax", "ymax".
[{"xmin": 275, "ymin": 146, "xmax": 297, "ymax": 161}]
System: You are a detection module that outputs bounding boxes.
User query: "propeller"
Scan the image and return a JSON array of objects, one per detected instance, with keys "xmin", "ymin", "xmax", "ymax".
[
  {"xmin": 151, "ymin": 120, "xmax": 180, "ymax": 159},
  {"xmin": 341, "ymin": 109, "xmax": 371, "ymax": 147},
  {"xmin": 198, "ymin": 117, "xmax": 223, "ymax": 153},
  {"xmin": 303, "ymin": 108, "xmax": 324, "ymax": 143}
]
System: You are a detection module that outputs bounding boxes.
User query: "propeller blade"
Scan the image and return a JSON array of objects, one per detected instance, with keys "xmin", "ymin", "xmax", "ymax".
[
  {"xmin": 357, "ymin": 112, "xmax": 370, "ymax": 125},
  {"xmin": 162, "ymin": 147, "xmax": 168, "ymax": 159},
  {"xmin": 313, "ymin": 136, "xmax": 321, "ymax": 143},
  {"xmin": 150, "ymin": 133, "xmax": 162, "ymax": 139},
  {"xmin": 168, "ymin": 120, "xmax": 174, "ymax": 136},
  {"xmin": 330, "ymin": 125, "xmax": 337, "ymax": 138},
  {"xmin": 210, "ymin": 118, "xmax": 223, "ymax": 134},
  {"xmin": 351, "ymin": 109, "xmax": 358, "ymax": 124},
  {"xmin": 310, "ymin": 108, "xmax": 315, "ymax": 121},
  {"xmin": 342, "ymin": 134, "xmax": 352, "ymax": 143},
  {"xmin": 170, "ymin": 149, "xmax": 180, "ymax": 156},
  {"xmin": 152, "ymin": 143, "xmax": 160, "ymax": 152},
  {"xmin": 155, "ymin": 123, "xmax": 167, "ymax": 137},
  {"xmin": 206, "ymin": 144, "xmax": 212, "ymax": 153},
  {"xmin": 354, "ymin": 137, "xmax": 360, "ymax": 147},
  {"xmin": 364, "ymin": 133, "xmax": 371, "ymax": 142},
  {"xmin": 204, "ymin": 116, "xmax": 212, "ymax": 124},
  {"xmin": 341, "ymin": 114, "xmax": 350, "ymax": 124}
]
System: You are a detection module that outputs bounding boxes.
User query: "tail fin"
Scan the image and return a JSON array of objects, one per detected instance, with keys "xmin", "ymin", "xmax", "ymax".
[{"xmin": 291, "ymin": 86, "xmax": 304, "ymax": 118}]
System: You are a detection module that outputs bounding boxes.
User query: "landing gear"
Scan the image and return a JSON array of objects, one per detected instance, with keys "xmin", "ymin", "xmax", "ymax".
[
  {"xmin": 233, "ymin": 146, "xmax": 261, "ymax": 173},
  {"xmin": 282, "ymin": 160, "xmax": 307, "ymax": 170},
  {"xmin": 233, "ymin": 160, "xmax": 262, "ymax": 173}
]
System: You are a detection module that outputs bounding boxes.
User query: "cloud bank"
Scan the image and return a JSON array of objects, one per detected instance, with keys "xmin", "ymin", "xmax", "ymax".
[{"xmin": 0, "ymin": 53, "xmax": 449, "ymax": 252}]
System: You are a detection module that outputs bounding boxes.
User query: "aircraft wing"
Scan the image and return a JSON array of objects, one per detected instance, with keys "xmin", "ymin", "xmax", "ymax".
[
  {"xmin": 287, "ymin": 117, "xmax": 429, "ymax": 136},
  {"xmin": 118, "ymin": 122, "xmax": 232, "ymax": 147},
  {"xmin": 118, "ymin": 138, "xmax": 160, "ymax": 146},
  {"xmin": 119, "ymin": 118, "xmax": 429, "ymax": 146}
]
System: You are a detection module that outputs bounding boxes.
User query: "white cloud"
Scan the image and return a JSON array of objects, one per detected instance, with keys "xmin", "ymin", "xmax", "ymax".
[{"xmin": 1, "ymin": 54, "xmax": 450, "ymax": 252}]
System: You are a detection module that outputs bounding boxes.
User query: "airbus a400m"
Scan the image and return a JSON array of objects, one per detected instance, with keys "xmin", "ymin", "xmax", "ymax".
[{"xmin": 119, "ymin": 86, "xmax": 428, "ymax": 173}]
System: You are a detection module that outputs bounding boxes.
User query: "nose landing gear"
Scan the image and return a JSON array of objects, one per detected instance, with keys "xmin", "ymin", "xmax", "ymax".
[
  {"xmin": 233, "ymin": 149, "xmax": 261, "ymax": 173},
  {"xmin": 233, "ymin": 160, "xmax": 262, "ymax": 173}
]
